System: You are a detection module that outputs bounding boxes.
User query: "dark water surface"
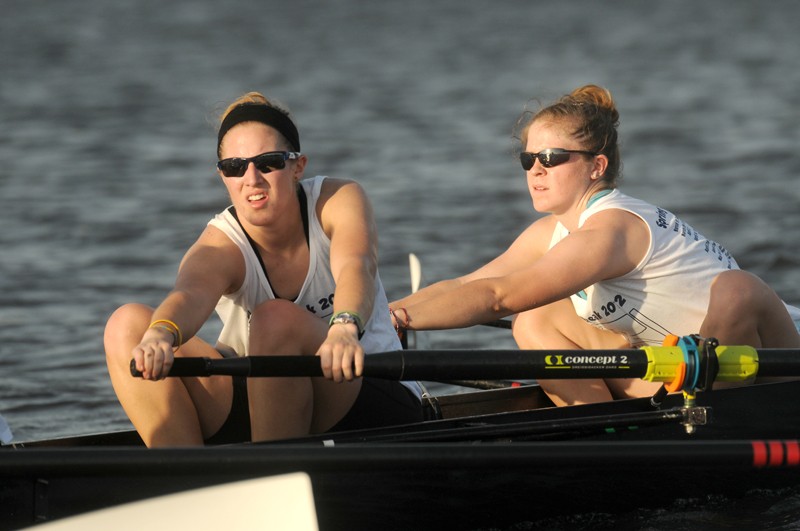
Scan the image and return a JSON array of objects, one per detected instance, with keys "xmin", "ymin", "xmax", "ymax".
[{"xmin": 2, "ymin": 1, "xmax": 799, "ymax": 528}]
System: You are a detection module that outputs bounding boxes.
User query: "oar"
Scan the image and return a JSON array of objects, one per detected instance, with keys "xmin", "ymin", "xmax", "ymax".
[
  {"xmin": 440, "ymin": 379, "xmax": 527, "ymax": 390},
  {"xmin": 481, "ymin": 319, "xmax": 512, "ymax": 330},
  {"xmin": 131, "ymin": 345, "xmax": 797, "ymax": 382},
  {"xmin": 409, "ymin": 253, "xmax": 423, "ymax": 294},
  {"xmin": 0, "ymin": 414, "xmax": 13, "ymax": 445}
]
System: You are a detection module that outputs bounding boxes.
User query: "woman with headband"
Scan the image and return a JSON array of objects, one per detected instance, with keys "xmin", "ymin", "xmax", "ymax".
[
  {"xmin": 105, "ymin": 92, "xmax": 422, "ymax": 447},
  {"xmin": 390, "ymin": 85, "xmax": 800, "ymax": 406}
]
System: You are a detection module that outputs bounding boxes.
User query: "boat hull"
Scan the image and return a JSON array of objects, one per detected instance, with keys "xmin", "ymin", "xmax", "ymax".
[
  {"xmin": 3, "ymin": 381, "xmax": 800, "ymax": 530},
  {"xmin": 3, "ymin": 441, "xmax": 800, "ymax": 530}
]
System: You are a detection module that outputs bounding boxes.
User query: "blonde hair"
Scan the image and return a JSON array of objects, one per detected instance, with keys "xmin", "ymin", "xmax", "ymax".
[{"xmin": 517, "ymin": 85, "xmax": 622, "ymax": 186}]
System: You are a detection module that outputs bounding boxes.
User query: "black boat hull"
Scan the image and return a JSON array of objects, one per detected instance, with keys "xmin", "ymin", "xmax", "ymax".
[{"xmin": 3, "ymin": 381, "xmax": 800, "ymax": 530}]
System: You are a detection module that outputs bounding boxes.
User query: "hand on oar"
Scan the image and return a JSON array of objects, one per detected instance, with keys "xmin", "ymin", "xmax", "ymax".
[
  {"xmin": 131, "ymin": 343, "xmax": 797, "ymax": 389},
  {"xmin": 132, "ymin": 325, "xmax": 178, "ymax": 380},
  {"xmin": 317, "ymin": 322, "xmax": 365, "ymax": 382}
]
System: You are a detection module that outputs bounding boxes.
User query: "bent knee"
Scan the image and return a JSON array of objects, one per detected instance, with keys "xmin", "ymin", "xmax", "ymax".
[
  {"xmin": 512, "ymin": 300, "xmax": 577, "ymax": 348},
  {"xmin": 248, "ymin": 299, "xmax": 320, "ymax": 345},
  {"xmin": 512, "ymin": 307, "xmax": 550, "ymax": 345},
  {"xmin": 709, "ymin": 270, "xmax": 775, "ymax": 311},
  {"xmin": 104, "ymin": 303, "xmax": 152, "ymax": 356},
  {"xmin": 250, "ymin": 299, "xmax": 305, "ymax": 328}
]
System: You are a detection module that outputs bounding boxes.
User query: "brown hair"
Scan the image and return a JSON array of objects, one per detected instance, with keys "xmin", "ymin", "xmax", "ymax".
[
  {"xmin": 517, "ymin": 85, "xmax": 622, "ymax": 186},
  {"xmin": 217, "ymin": 92, "xmax": 298, "ymax": 156}
]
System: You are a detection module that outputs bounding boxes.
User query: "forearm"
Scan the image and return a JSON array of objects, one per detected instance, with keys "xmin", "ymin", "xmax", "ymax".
[
  {"xmin": 149, "ymin": 288, "xmax": 216, "ymax": 346},
  {"xmin": 332, "ymin": 258, "xmax": 376, "ymax": 325},
  {"xmin": 391, "ymin": 277, "xmax": 466, "ymax": 309},
  {"xmin": 402, "ymin": 279, "xmax": 512, "ymax": 331}
]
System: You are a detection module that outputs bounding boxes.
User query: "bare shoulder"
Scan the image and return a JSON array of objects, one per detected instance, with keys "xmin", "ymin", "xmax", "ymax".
[
  {"xmin": 194, "ymin": 224, "xmax": 240, "ymax": 249},
  {"xmin": 528, "ymin": 215, "xmax": 558, "ymax": 237},
  {"xmin": 580, "ymin": 208, "xmax": 649, "ymax": 239},
  {"xmin": 317, "ymin": 178, "xmax": 373, "ymax": 232},
  {"xmin": 183, "ymin": 225, "xmax": 241, "ymax": 266},
  {"xmin": 574, "ymin": 208, "xmax": 650, "ymax": 275},
  {"xmin": 318, "ymin": 177, "xmax": 367, "ymax": 205},
  {"xmin": 515, "ymin": 215, "xmax": 559, "ymax": 254},
  {"xmin": 180, "ymin": 225, "xmax": 245, "ymax": 294}
]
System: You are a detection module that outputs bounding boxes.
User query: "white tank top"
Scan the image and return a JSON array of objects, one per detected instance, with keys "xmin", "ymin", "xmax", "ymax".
[
  {"xmin": 549, "ymin": 190, "xmax": 741, "ymax": 346},
  {"xmin": 208, "ymin": 176, "xmax": 403, "ymax": 358}
]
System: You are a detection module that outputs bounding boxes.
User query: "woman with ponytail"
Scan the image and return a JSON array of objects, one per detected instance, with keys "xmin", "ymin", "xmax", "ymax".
[
  {"xmin": 390, "ymin": 85, "xmax": 800, "ymax": 406},
  {"xmin": 105, "ymin": 92, "xmax": 422, "ymax": 446}
]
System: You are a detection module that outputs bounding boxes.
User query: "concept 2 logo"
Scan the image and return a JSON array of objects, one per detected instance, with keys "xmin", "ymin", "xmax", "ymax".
[{"xmin": 544, "ymin": 354, "xmax": 630, "ymax": 370}]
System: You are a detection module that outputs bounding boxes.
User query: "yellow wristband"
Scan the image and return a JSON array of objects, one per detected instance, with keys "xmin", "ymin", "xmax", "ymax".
[{"xmin": 149, "ymin": 319, "xmax": 183, "ymax": 349}]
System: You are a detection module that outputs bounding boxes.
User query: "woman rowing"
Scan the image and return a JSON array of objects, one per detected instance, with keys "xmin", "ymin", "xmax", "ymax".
[
  {"xmin": 105, "ymin": 92, "xmax": 422, "ymax": 447},
  {"xmin": 390, "ymin": 84, "xmax": 800, "ymax": 406}
]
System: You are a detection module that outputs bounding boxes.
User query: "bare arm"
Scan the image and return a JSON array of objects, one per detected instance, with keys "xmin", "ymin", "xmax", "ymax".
[
  {"xmin": 317, "ymin": 179, "xmax": 380, "ymax": 380},
  {"xmin": 397, "ymin": 210, "xmax": 648, "ymax": 330},
  {"xmin": 134, "ymin": 226, "xmax": 244, "ymax": 379},
  {"xmin": 390, "ymin": 216, "xmax": 557, "ymax": 317}
]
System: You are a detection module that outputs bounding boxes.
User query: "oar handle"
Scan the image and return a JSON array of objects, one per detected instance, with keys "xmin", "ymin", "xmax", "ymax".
[{"xmin": 130, "ymin": 356, "xmax": 324, "ymax": 378}]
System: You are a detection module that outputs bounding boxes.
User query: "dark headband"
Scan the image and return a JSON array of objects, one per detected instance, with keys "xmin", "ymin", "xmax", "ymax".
[{"xmin": 217, "ymin": 103, "xmax": 300, "ymax": 156}]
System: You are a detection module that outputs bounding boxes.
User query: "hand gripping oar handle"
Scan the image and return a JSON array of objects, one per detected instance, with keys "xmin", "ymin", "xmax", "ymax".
[
  {"xmin": 129, "ymin": 350, "xmax": 643, "ymax": 379},
  {"xmin": 130, "ymin": 350, "xmax": 648, "ymax": 380},
  {"xmin": 130, "ymin": 356, "xmax": 325, "ymax": 378}
]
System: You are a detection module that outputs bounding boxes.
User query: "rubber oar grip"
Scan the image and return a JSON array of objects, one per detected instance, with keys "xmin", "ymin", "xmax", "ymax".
[
  {"xmin": 130, "ymin": 356, "xmax": 325, "ymax": 378},
  {"xmin": 130, "ymin": 357, "xmax": 212, "ymax": 377}
]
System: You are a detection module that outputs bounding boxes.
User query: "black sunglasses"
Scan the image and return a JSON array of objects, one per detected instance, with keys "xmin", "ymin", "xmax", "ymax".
[
  {"xmin": 520, "ymin": 148, "xmax": 596, "ymax": 170},
  {"xmin": 217, "ymin": 151, "xmax": 301, "ymax": 177}
]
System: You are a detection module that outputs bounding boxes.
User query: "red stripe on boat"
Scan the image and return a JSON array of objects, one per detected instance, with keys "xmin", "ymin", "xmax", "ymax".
[
  {"xmin": 768, "ymin": 441, "xmax": 785, "ymax": 467},
  {"xmin": 786, "ymin": 441, "xmax": 800, "ymax": 466},
  {"xmin": 752, "ymin": 441, "xmax": 768, "ymax": 467}
]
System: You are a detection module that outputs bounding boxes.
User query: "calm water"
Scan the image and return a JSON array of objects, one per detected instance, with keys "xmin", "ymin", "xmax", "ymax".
[{"xmin": 1, "ymin": 0, "xmax": 799, "ymax": 527}]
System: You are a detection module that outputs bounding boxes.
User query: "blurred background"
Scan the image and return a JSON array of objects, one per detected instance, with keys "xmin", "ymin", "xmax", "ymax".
[{"xmin": 1, "ymin": 0, "xmax": 798, "ymax": 442}]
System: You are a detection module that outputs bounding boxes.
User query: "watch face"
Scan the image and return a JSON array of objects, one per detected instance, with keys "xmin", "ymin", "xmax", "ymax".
[{"xmin": 330, "ymin": 312, "xmax": 364, "ymax": 337}]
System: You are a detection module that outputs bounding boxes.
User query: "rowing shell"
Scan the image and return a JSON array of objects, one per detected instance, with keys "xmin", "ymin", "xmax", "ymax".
[{"xmin": 4, "ymin": 380, "xmax": 800, "ymax": 530}]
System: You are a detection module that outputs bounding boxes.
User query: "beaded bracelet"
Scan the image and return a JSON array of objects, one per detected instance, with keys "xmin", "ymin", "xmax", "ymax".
[
  {"xmin": 389, "ymin": 307, "xmax": 410, "ymax": 331},
  {"xmin": 149, "ymin": 319, "xmax": 183, "ymax": 351}
]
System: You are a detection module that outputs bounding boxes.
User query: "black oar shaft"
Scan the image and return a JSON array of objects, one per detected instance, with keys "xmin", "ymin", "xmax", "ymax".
[
  {"xmin": 130, "ymin": 347, "xmax": 800, "ymax": 381},
  {"xmin": 131, "ymin": 349, "xmax": 650, "ymax": 380},
  {"xmin": 379, "ymin": 350, "xmax": 648, "ymax": 380},
  {"xmin": 130, "ymin": 357, "xmax": 324, "ymax": 378},
  {"xmin": 745, "ymin": 349, "xmax": 798, "ymax": 377}
]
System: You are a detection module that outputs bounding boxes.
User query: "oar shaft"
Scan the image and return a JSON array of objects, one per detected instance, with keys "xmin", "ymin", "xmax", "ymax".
[
  {"xmin": 131, "ymin": 350, "xmax": 650, "ymax": 380},
  {"xmin": 744, "ymin": 349, "xmax": 799, "ymax": 377},
  {"xmin": 481, "ymin": 319, "xmax": 512, "ymax": 330},
  {"xmin": 130, "ymin": 347, "xmax": 800, "ymax": 381},
  {"xmin": 382, "ymin": 350, "xmax": 648, "ymax": 380},
  {"xmin": 129, "ymin": 357, "xmax": 324, "ymax": 378}
]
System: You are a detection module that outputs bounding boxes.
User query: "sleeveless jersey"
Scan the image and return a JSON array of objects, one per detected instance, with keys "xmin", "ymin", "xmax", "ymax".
[
  {"xmin": 208, "ymin": 176, "xmax": 403, "ymax": 359},
  {"xmin": 549, "ymin": 190, "xmax": 741, "ymax": 346}
]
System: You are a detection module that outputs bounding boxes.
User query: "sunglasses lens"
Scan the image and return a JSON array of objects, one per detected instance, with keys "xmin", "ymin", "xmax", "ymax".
[
  {"xmin": 520, "ymin": 153, "xmax": 534, "ymax": 171},
  {"xmin": 218, "ymin": 152, "xmax": 290, "ymax": 177},
  {"xmin": 218, "ymin": 159, "xmax": 247, "ymax": 177},
  {"xmin": 253, "ymin": 153, "xmax": 286, "ymax": 173},
  {"xmin": 541, "ymin": 151, "xmax": 570, "ymax": 167}
]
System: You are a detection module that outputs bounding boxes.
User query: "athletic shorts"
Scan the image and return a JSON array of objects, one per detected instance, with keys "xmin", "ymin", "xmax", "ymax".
[{"xmin": 204, "ymin": 376, "xmax": 423, "ymax": 445}]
